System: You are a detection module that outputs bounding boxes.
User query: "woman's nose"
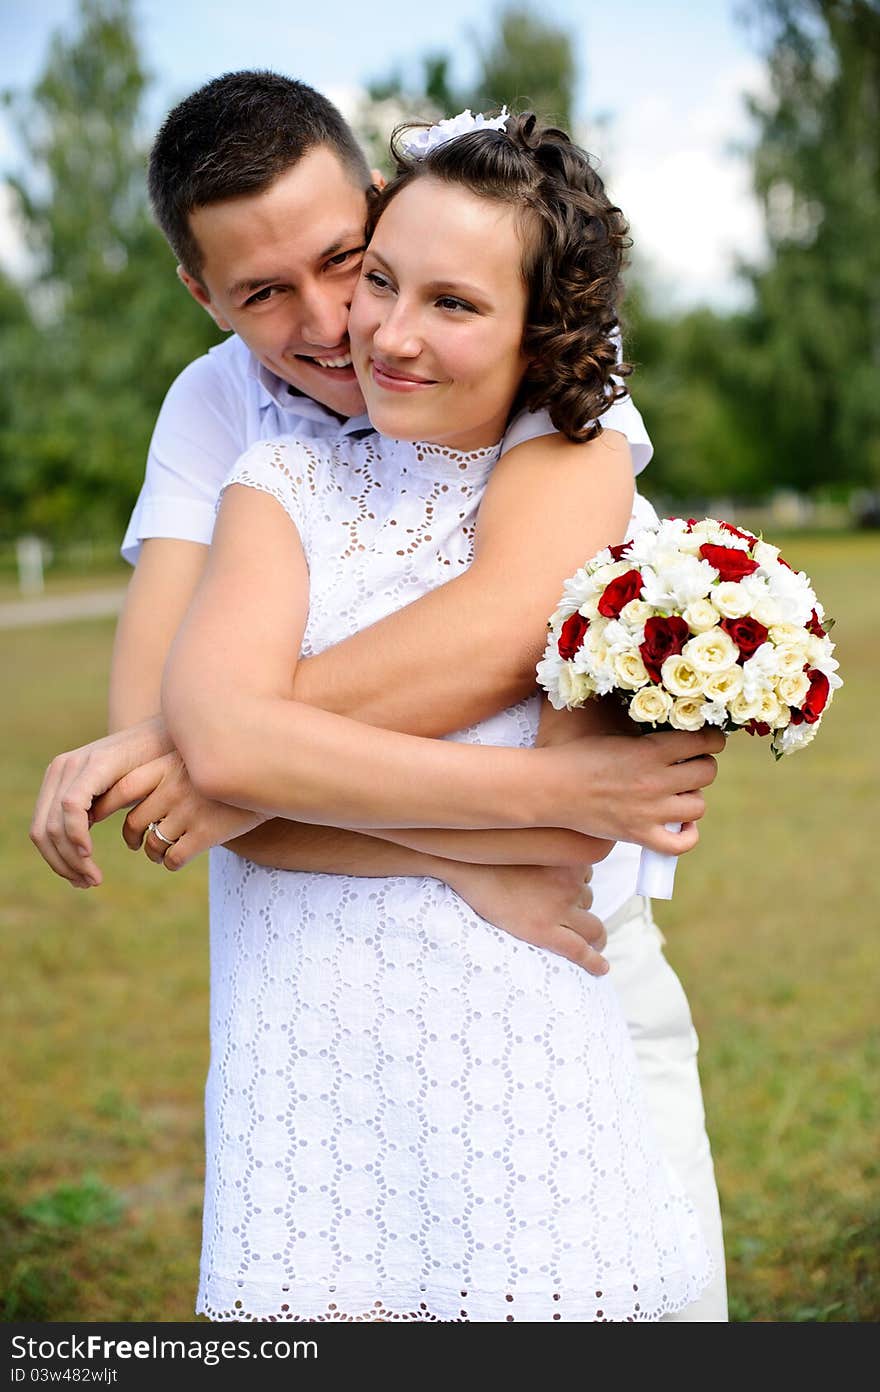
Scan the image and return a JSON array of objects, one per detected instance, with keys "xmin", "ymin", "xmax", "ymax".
[{"xmin": 372, "ymin": 301, "xmax": 421, "ymax": 358}]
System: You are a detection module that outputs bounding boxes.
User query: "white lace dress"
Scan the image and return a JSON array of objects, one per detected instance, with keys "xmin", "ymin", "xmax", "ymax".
[{"xmin": 197, "ymin": 431, "xmax": 712, "ymax": 1323}]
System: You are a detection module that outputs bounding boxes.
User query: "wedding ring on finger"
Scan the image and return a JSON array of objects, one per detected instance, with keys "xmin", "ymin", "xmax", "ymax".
[{"xmin": 147, "ymin": 820, "xmax": 178, "ymax": 848}]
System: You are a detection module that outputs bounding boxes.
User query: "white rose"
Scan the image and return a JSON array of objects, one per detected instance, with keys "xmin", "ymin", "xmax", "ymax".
[
  {"xmin": 629, "ymin": 685, "xmax": 674, "ymax": 724},
  {"xmin": 682, "ymin": 627, "xmax": 740, "ymax": 674},
  {"xmin": 728, "ymin": 690, "xmax": 762, "ymax": 724},
  {"xmin": 776, "ymin": 670, "xmax": 810, "ymax": 708},
  {"xmin": 557, "ymin": 663, "xmax": 597, "ymax": 708},
  {"xmin": 711, "ymin": 581, "xmax": 753, "ymax": 619},
  {"xmin": 702, "ymin": 666, "xmax": 744, "ymax": 703},
  {"xmin": 660, "ymin": 654, "xmax": 702, "ymax": 697},
  {"xmin": 613, "ymin": 649, "xmax": 650, "ymax": 690},
  {"xmin": 769, "ymin": 622, "xmax": 810, "ymax": 648},
  {"xmin": 774, "ymin": 643, "xmax": 809, "ymax": 678},
  {"xmin": 682, "ymin": 598, "xmax": 719, "ymax": 633},
  {"xmin": 619, "ymin": 598, "xmax": 654, "ymax": 631},
  {"xmin": 669, "ymin": 697, "xmax": 707, "ymax": 731},
  {"xmin": 755, "ymin": 689, "xmax": 785, "ymax": 726}
]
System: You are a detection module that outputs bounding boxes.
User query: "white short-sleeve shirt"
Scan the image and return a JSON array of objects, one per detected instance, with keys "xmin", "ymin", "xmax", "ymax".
[{"xmin": 121, "ymin": 334, "xmax": 653, "ymax": 563}]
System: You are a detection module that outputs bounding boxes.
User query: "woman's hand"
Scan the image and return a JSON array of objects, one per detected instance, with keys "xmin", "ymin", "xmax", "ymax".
[
  {"xmin": 108, "ymin": 751, "xmax": 266, "ymax": 872},
  {"xmin": 444, "ymin": 857, "xmax": 612, "ymax": 975}
]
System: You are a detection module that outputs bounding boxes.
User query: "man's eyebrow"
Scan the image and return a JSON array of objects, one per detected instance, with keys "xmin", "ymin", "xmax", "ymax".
[{"xmin": 227, "ymin": 233, "xmax": 366, "ymax": 300}]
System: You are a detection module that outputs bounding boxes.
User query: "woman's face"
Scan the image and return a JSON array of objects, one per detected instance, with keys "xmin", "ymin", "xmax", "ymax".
[{"xmin": 348, "ymin": 177, "xmax": 531, "ymax": 452}]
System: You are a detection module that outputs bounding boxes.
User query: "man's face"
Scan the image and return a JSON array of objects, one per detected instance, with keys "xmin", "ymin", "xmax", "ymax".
[{"xmin": 180, "ymin": 146, "xmax": 370, "ymax": 419}]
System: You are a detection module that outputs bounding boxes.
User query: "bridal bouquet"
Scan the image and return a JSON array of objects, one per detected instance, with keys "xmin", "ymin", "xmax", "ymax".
[{"xmin": 536, "ymin": 516, "xmax": 842, "ymax": 898}]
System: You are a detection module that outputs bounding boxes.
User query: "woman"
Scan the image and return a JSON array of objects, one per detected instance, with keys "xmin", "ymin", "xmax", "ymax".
[{"xmin": 160, "ymin": 111, "xmax": 714, "ymax": 1322}]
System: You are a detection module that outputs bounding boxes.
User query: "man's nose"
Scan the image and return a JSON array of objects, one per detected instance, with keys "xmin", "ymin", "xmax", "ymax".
[{"xmin": 299, "ymin": 284, "xmax": 350, "ymax": 349}]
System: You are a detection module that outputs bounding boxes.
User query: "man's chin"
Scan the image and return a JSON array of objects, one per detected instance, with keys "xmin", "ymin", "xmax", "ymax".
[{"xmin": 282, "ymin": 358, "xmax": 367, "ymax": 419}]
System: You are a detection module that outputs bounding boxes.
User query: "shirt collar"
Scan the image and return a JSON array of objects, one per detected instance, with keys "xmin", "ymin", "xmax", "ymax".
[{"xmin": 246, "ymin": 349, "xmax": 373, "ymax": 438}]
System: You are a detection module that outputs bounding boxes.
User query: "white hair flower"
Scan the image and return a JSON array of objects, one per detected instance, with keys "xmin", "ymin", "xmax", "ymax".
[{"xmin": 400, "ymin": 107, "xmax": 511, "ymax": 158}]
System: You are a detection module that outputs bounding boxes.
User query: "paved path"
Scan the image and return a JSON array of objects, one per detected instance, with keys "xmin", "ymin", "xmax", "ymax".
[{"xmin": 0, "ymin": 586, "xmax": 127, "ymax": 630}]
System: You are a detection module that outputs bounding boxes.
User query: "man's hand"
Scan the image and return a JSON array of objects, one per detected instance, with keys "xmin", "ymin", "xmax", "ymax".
[
  {"xmin": 445, "ymin": 858, "xmax": 612, "ymax": 976},
  {"xmin": 113, "ymin": 751, "xmax": 265, "ymax": 871},
  {"xmin": 30, "ymin": 717, "xmax": 173, "ymax": 887}
]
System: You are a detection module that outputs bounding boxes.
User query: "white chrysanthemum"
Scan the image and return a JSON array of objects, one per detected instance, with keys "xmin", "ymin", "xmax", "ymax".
[
  {"xmin": 764, "ymin": 561, "xmax": 816, "ymax": 626},
  {"xmin": 741, "ymin": 641, "xmax": 782, "ymax": 703},
  {"xmin": 629, "ymin": 685, "xmax": 674, "ymax": 724},
  {"xmin": 613, "ymin": 649, "xmax": 650, "ymax": 690},
  {"xmin": 602, "ymin": 618, "xmax": 640, "ymax": 655},
  {"xmin": 701, "ymin": 698, "xmax": 731, "ymax": 727},
  {"xmin": 711, "ymin": 581, "xmax": 754, "ymax": 619},
  {"xmin": 535, "ymin": 651, "xmax": 566, "ymax": 708},
  {"xmin": 682, "ymin": 598, "xmax": 719, "ymax": 634},
  {"xmin": 702, "ymin": 666, "xmax": 744, "ymax": 703},
  {"xmin": 669, "ymin": 696, "xmax": 707, "ymax": 730},
  {"xmin": 640, "ymin": 555, "xmax": 718, "ymax": 609},
  {"xmin": 753, "ymin": 539, "xmax": 781, "ymax": 568},
  {"xmin": 773, "ymin": 719, "xmax": 819, "ymax": 756},
  {"xmin": 682, "ymin": 627, "xmax": 740, "ymax": 674},
  {"xmin": 660, "ymin": 654, "xmax": 702, "ymax": 697}
]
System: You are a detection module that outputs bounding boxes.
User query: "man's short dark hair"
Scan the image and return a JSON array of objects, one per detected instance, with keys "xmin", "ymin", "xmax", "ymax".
[{"xmin": 148, "ymin": 70, "xmax": 372, "ymax": 279}]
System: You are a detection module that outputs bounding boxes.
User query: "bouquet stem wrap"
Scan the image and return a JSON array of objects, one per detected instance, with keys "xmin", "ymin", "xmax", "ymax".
[{"xmin": 636, "ymin": 823, "xmax": 681, "ymax": 900}]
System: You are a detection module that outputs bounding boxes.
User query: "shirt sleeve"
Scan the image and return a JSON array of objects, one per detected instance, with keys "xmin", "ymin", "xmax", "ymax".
[
  {"xmin": 120, "ymin": 349, "xmax": 250, "ymax": 565},
  {"xmin": 500, "ymin": 392, "xmax": 653, "ymax": 477}
]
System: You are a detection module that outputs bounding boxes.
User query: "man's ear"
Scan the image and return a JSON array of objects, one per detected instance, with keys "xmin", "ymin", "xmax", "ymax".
[
  {"xmin": 177, "ymin": 265, "xmax": 232, "ymax": 332},
  {"xmin": 370, "ymin": 168, "xmax": 387, "ymax": 192}
]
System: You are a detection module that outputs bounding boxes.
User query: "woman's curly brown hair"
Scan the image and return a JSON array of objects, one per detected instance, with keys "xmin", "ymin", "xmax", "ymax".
[{"xmin": 366, "ymin": 111, "xmax": 633, "ymax": 444}]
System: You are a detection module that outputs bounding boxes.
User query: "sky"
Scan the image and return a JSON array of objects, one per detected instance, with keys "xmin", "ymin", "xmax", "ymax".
[{"xmin": 0, "ymin": 0, "xmax": 769, "ymax": 308}]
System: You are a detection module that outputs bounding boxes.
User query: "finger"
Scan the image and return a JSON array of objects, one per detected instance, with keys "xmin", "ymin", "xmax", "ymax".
[
  {"xmin": 561, "ymin": 905, "xmax": 607, "ymax": 951},
  {"xmin": 143, "ymin": 807, "xmax": 190, "ymax": 866},
  {"xmin": 667, "ymin": 754, "xmax": 717, "ymax": 793},
  {"xmin": 648, "ymin": 821, "xmax": 700, "ymax": 855},
  {"xmin": 92, "ymin": 758, "xmax": 171, "ymax": 825},
  {"xmin": 544, "ymin": 923, "xmax": 610, "ymax": 975},
  {"xmin": 654, "ymin": 728, "xmax": 725, "ymax": 759}
]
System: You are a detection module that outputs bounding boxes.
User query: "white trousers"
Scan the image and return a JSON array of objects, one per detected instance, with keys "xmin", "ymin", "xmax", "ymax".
[{"xmin": 604, "ymin": 895, "xmax": 729, "ymax": 1322}]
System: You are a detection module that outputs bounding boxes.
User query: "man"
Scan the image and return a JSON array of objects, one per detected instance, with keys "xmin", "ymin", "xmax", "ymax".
[{"xmin": 32, "ymin": 71, "xmax": 727, "ymax": 1319}]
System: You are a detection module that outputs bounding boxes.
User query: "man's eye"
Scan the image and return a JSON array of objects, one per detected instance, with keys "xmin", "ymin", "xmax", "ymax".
[
  {"xmin": 245, "ymin": 286, "xmax": 280, "ymax": 306},
  {"xmin": 327, "ymin": 246, "xmax": 365, "ymax": 268}
]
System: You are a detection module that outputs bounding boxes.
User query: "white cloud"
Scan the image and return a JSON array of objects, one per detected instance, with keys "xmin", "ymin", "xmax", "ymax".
[{"xmin": 595, "ymin": 58, "xmax": 769, "ymax": 309}]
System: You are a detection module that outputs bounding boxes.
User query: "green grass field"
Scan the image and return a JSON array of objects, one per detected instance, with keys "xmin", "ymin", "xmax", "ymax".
[{"xmin": 2, "ymin": 532, "xmax": 878, "ymax": 1322}]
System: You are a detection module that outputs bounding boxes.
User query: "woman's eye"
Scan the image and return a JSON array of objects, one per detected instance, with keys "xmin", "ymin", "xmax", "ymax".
[
  {"xmin": 437, "ymin": 296, "xmax": 476, "ymax": 313},
  {"xmin": 364, "ymin": 270, "xmax": 392, "ymax": 292}
]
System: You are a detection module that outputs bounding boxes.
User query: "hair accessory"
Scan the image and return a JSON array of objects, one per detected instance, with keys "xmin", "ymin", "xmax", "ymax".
[{"xmin": 400, "ymin": 106, "xmax": 510, "ymax": 159}]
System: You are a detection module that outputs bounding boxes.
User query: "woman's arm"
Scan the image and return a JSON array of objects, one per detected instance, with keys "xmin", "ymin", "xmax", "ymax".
[{"xmin": 162, "ymin": 483, "xmax": 718, "ymax": 844}]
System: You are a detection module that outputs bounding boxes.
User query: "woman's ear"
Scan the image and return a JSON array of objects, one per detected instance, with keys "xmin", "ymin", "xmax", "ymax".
[{"xmin": 370, "ymin": 168, "xmax": 387, "ymax": 191}]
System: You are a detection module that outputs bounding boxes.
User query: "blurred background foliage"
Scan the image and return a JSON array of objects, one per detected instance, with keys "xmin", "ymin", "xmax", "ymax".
[{"xmin": 1, "ymin": 0, "xmax": 878, "ymax": 549}]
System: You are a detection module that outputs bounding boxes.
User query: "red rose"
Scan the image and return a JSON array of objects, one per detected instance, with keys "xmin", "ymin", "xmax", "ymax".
[
  {"xmin": 608, "ymin": 540, "xmax": 633, "ymax": 562},
  {"xmin": 699, "ymin": 544, "xmax": 759, "ymax": 582},
  {"xmin": 745, "ymin": 719, "xmax": 771, "ymax": 737},
  {"xmin": 597, "ymin": 568, "xmax": 643, "ymax": 619},
  {"xmin": 806, "ymin": 608, "xmax": 826, "ymax": 638},
  {"xmin": 639, "ymin": 615, "xmax": 690, "ymax": 684},
  {"xmin": 800, "ymin": 669, "xmax": 830, "ymax": 724},
  {"xmin": 558, "ymin": 612, "xmax": 590, "ymax": 660},
  {"xmin": 720, "ymin": 615, "xmax": 769, "ymax": 662},
  {"xmin": 719, "ymin": 521, "xmax": 757, "ymax": 543}
]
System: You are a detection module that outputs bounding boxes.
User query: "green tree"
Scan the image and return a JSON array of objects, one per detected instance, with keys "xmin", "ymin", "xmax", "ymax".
[
  {"xmin": 1, "ymin": 0, "xmax": 218, "ymax": 542},
  {"xmin": 468, "ymin": 4, "xmax": 575, "ymax": 128},
  {"xmin": 743, "ymin": 0, "xmax": 880, "ymax": 493}
]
